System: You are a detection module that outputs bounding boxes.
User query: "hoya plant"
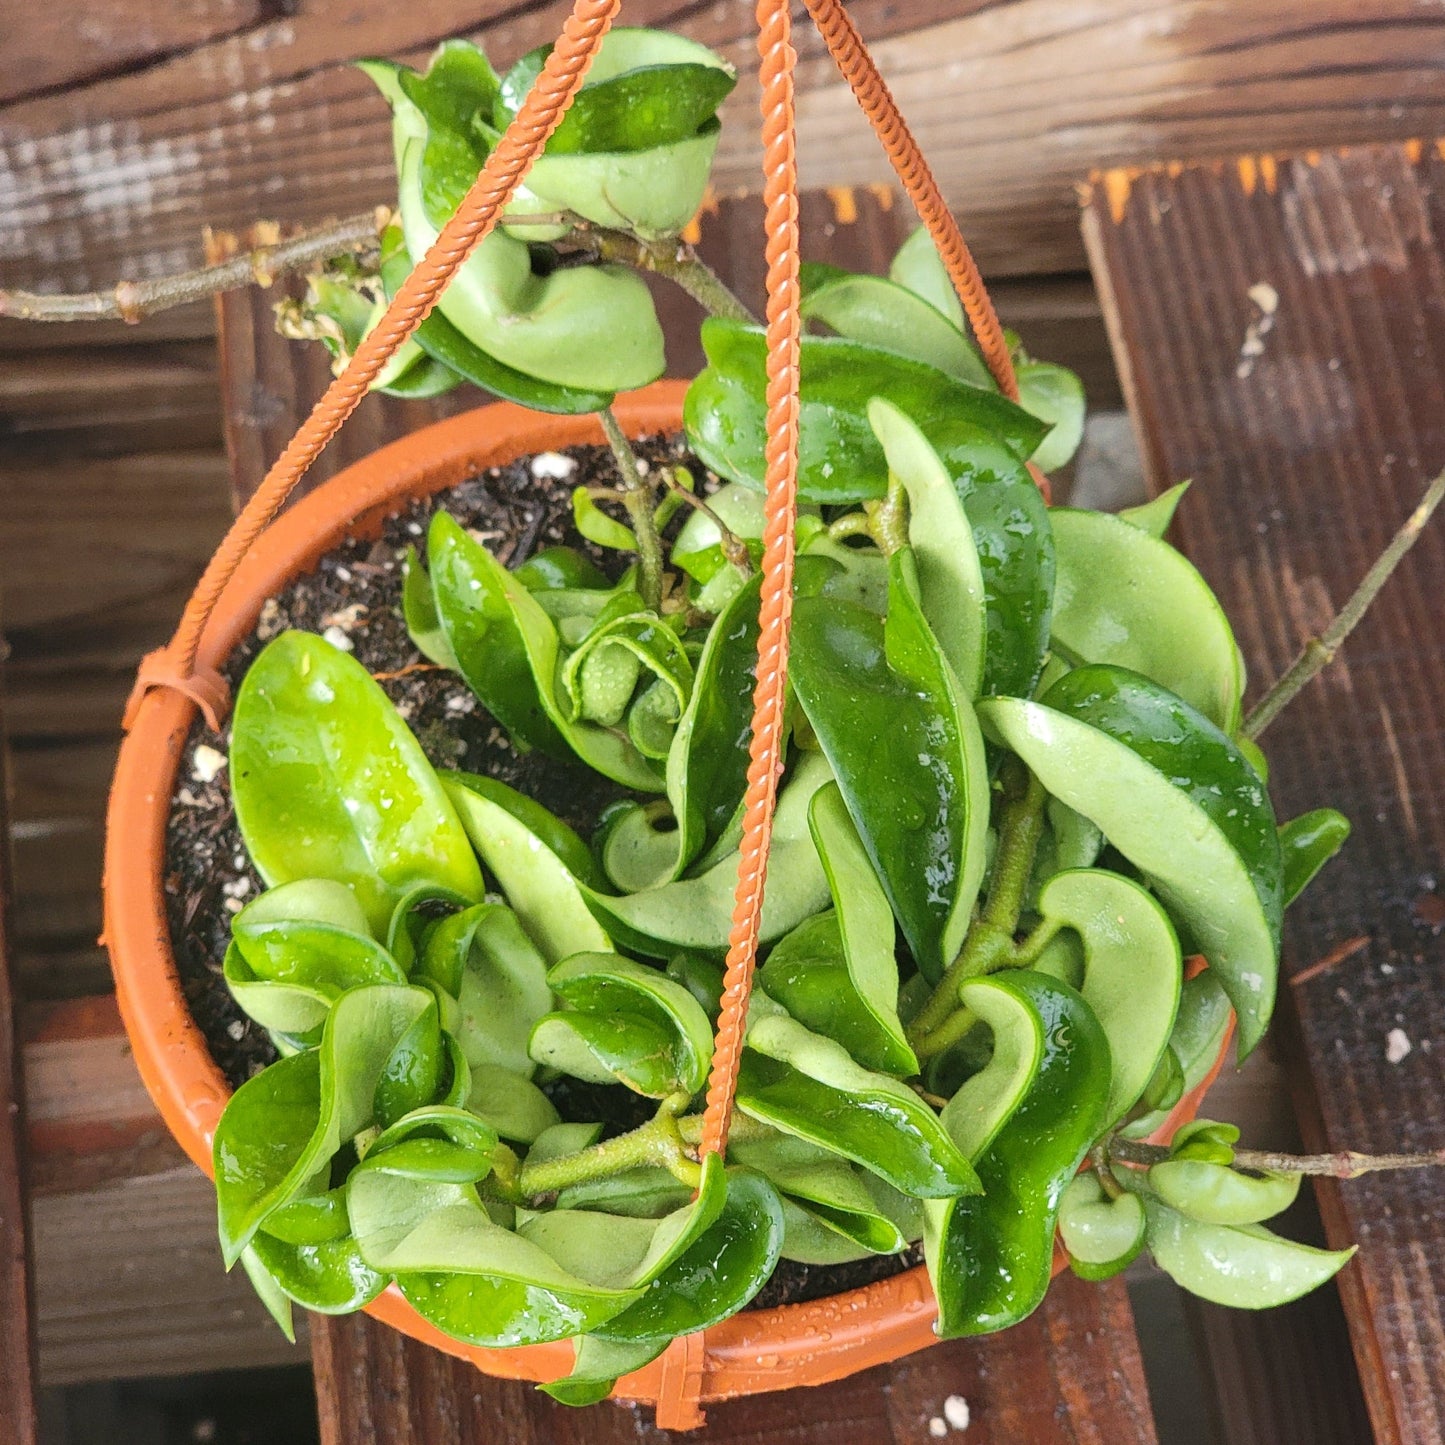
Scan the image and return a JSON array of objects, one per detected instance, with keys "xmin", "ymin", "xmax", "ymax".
[{"xmin": 206, "ymin": 26, "xmax": 1384, "ymax": 1407}]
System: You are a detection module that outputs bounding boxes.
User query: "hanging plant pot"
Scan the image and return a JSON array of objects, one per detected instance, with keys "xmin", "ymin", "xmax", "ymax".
[{"xmin": 105, "ymin": 384, "xmax": 1234, "ymax": 1416}]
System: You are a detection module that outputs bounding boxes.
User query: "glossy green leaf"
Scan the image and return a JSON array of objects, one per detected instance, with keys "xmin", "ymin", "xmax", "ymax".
[
  {"xmin": 571, "ymin": 489, "xmax": 636, "ymax": 553},
  {"xmin": 225, "ymin": 886, "xmax": 407, "ymax": 1038},
  {"xmin": 728, "ymin": 1131, "xmax": 912, "ymax": 1261},
  {"xmin": 249, "ymin": 1230, "xmax": 388, "ymax": 1315},
  {"xmin": 1034, "ymin": 868, "xmax": 1182, "ymax": 1125},
  {"xmin": 1279, "ymin": 808, "xmax": 1351, "ymax": 907},
  {"xmin": 529, "ymin": 952, "xmax": 714, "ymax": 1097},
  {"xmin": 544, "ymin": 1336, "xmax": 669, "ymax": 1406},
  {"xmin": 402, "ymin": 547, "xmax": 459, "ymax": 668},
  {"xmin": 869, "ymin": 398, "xmax": 987, "ymax": 694},
  {"xmin": 560, "ymin": 604, "xmax": 692, "ymax": 731},
  {"xmin": 802, "ymin": 273, "xmax": 991, "ymax": 388},
  {"xmin": 1119, "ymin": 481, "xmax": 1190, "ymax": 540},
  {"xmin": 1143, "ymin": 1200, "xmax": 1354, "ymax": 1309},
  {"xmin": 443, "ymin": 773, "xmax": 612, "ymax": 965},
  {"xmin": 759, "ymin": 782, "xmax": 914, "ymax": 1075},
  {"xmin": 925, "ymin": 971, "xmax": 1111, "ymax": 1338},
  {"xmin": 231, "ymin": 631, "xmax": 484, "ymax": 937},
  {"xmin": 498, "ymin": 29, "xmax": 734, "ymax": 156},
  {"xmin": 348, "ymin": 1181, "xmax": 637, "ymax": 1346},
  {"xmin": 888, "ymin": 226, "xmax": 964, "ymax": 331},
  {"xmin": 581, "ymin": 750, "xmax": 833, "ymax": 957},
  {"xmin": 979, "ymin": 666, "xmax": 1283, "ymax": 1055},
  {"xmin": 214, "ymin": 983, "xmax": 439, "ymax": 1264},
  {"xmin": 377, "ymin": 226, "xmax": 612, "ymax": 414},
  {"xmin": 960, "ymin": 472, "xmax": 1056, "ymax": 699},
  {"xmin": 588, "ymin": 1168, "xmax": 786, "ymax": 1341},
  {"xmin": 1016, "ymin": 361, "xmax": 1085, "ymax": 472},
  {"xmin": 465, "ymin": 1063, "xmax": 560, "ymax": 1143},
  {"xmin": 1050, "ymin": 507, "xmax": 1244, "ymax": 731},
  {"xmin": 1123, "ymin": 970, "xmax": 1232, "ymax": 1139},
  {"xmin": 739, "ymin": 1001, "xmax": 979, "ymax": 1200},
  {"xmin": 496, "ymin": 29, "xmax": 731, "ymax": 236},
  {"xmin": 1149, "ymin": 1160, "xmax": 1300, "ymax": 1225},
  {"xmin": 445, "ymin": 905, "xmax": 553, "ymax": 1077},
  {"xmin": 684, "ymin": 318, "xmax": 1047, "ymax": 505},
  {"xmin": 1057, "ymin": 1173, "xmax": 1146, "ymax": 1281},
  {"xmin": 792, "ymin": 554, "xmax": 990, "ymax": 981},
  {"xmin": 238, "ymin": 1246, "xmax": 296, "ymax": 1341}
]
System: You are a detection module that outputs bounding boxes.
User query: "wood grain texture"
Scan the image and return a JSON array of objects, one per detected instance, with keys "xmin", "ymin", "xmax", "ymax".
[
  {"xmin": 220, "ymin": 223, "xmax": 1159, "ymax": 1444},
  {"xmin": 312, "ymin": 1272, "xmax": 1156, "ymax": 1445},
  {"xmin": 17, "ymin": 996, "xmax": 306, "ymax": 1385},
  {"xmin": 5, "ymin": 1, "xmax": 1445, "ymax": 295},
  {"xmin": 0, "ymin": 645, "xmax": 41, "ymax": 1445},
  {"xmin": 1084, "ymin": 140, "xmax": 1445, "ymax": 1445}
]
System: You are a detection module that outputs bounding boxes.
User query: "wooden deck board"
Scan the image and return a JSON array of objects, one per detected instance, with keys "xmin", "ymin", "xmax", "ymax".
[
  {"xmin": 0, "ymin": 652, "xmax": 41, "ymax": 1443},
  {"xmin": 1083, "ymin": 140, "xmax": 1445, "ymax": 1445},
  {"xmin": 6, "ymin": 3, "xmax": 1445, "ymax": 295}
]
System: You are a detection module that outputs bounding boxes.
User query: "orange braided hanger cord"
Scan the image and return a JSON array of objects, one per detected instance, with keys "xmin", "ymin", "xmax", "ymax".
[
  {"xmin": 697, "ymin": 0, "xmax": 802, "ymax": 1164},
  {"xmin": 122, "ymin": 0, "xmax": 622, "ymax": 733},
  {"xmin": 802, "ymin": 0, "xmax": 1018, "ymax": 402}
]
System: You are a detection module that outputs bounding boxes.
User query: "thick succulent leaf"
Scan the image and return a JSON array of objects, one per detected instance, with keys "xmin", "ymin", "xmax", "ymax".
[
  {"xmin": 377, "ymin": 226, "xmax": 612, "ymax": 413},
  {"xmin": 1149, "ymin": 1160, "xmax": 1300, "ymax": 1226},
  {"xmin": 230, "ymin": 631, "xmax": 483, "ymax": 936},
  {"xmin": 1016, "ymin": 361, "xmax": 1085, "ymax": 472},
  {"xmin": 739, "ymin": 1002, "xmax": 979, "ymax": 1200},
  {"xmin": 248, "ymin": 1231, "xmax": 388, "ymax": 1315},
  {"xmin": 869, "ymin": 398, "xmax": 987, "ymax": 695},
  {"xmin": 979, "ymin": 666, "xmax": 1283, "ymax": 1055},
  {"xmin": 1119, "ymin": 481, "xmax": 1190, "ymax": 540},
  {"xmin": 792, "ymin": 555, "xmax": 989, "ymax": 981},
  {"xmin": 1057, "ymin": 1173, "xmax": 1146, "ymax": 1281},
  {"xmin": 1143, "ymin": 1200, "xmax": 1354, "ymax": 1309},
  {"xmin": 1034, "ymin": 868, "xmax": 1182, "ymax": 1126},
  {"xmin": 466, "ymin": 1063, "xmax": 560, "ymax": 1143},
  {"xmin": 759, "ymin": 782, "xmax": 914, "ymax": 1075},
  {"xmin": 439, "ymin": 905, "xmax": 553, "ymax": 1077},
  {"xmin": 888, "ymin": 226, "xmax": 965, "ymax": 327},
  {"xmin": 1279, "ymin": 808, "xmax": 1351, "ymax": 907},
  {"xmin": 1050, "ymin": 507, "xmax": 1244, "ymax": 731},
  {"xmin": 443, "ymin": 773, "xmax": 612, "ymax": 965},
  {"xmin": 684, "ymin": 319, "xmax": 1047, "ymax": 505},
  {"xmin": 529, "ymin": 952, "xmax": 714, "ymax": 1097},
  {"xmin": 802, "ymin": 272, "xmax": 991, "ymax": 388},
  {"xmin": 925, "ymin": 971, "xmax": 1111, "ymax": 1338}
]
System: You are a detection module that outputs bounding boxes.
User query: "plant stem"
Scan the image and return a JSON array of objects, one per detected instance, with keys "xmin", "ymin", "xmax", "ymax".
[
  {"xmin": 599, "ymin": 407, "xmax": 666, "ymax": 611},
  {"xmin": 865, "ymin": 473, "xmax": 909, "ymax": 555},
  {"xmin": 573, "ymin": 223, "xmax": 756, "ymax": 323},
  {"xmin": 1243, "ymin": 467, "xmax": 1445, "ymax": 739},
  {"xmin": 1109, "ymin": 1136, "xmax": 1445, "ymax": 1179},
  {"xmin": 0, "ymin": 211, "xmax": 388, "ymax": 323},
  {"xmin": 519, "ymin": 1110, "xmax": 688, "ymax": 1196},
  {"xmin": 661, "ymin": 471, "xmax": 753, "ymax": 574},
  {"xmin": 907, "ymin": 764, "xmax": 1049, "ymax": 1055}
]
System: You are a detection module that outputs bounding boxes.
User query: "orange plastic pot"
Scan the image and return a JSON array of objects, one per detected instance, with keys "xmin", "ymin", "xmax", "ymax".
[{"xmin": 104, "ymin": 380, "xmax": 1226, "ymax": 1421}]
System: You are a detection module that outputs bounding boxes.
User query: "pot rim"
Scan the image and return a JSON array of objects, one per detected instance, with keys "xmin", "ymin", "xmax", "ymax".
[{"xmin": 104, "ymin": 380, "xmax": 1227, "ymax": 1407}]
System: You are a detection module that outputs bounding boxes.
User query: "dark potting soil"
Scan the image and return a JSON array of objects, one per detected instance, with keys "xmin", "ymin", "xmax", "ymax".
[{"xmin": 162, "ymin": 432, "xmax": 915, "ymax": 1309}]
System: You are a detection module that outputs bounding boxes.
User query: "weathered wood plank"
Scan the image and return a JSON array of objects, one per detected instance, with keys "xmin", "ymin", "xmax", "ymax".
[
  {"xmin": 1, "ymin": 0, "xmax": 266, "ymax": 108},
  {"xmin": 0, "ymin": 342, "xmax": 221, "ymax": 458},
  {"xmin": 0, "ymin": 639, "xmax": 41, "ymax": 1444},
  {"xmin": 5, "ymin": 2, "xmax": 1445, "ymax": 294},
  {"xmin": 221, "ymin": 202, "xmax": 1160, "ymax": 1445},
  {"xmin": 17, "ymin": 996, "xmax": 306, "ymax": 1385},
  {"xmin": 313, "ymin": 1273, "xmax": 1156, "ymax": 1445},
  {"xmin": 1083, "ymin": 140, "xmax": 1445, "ymax": 1445}
]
